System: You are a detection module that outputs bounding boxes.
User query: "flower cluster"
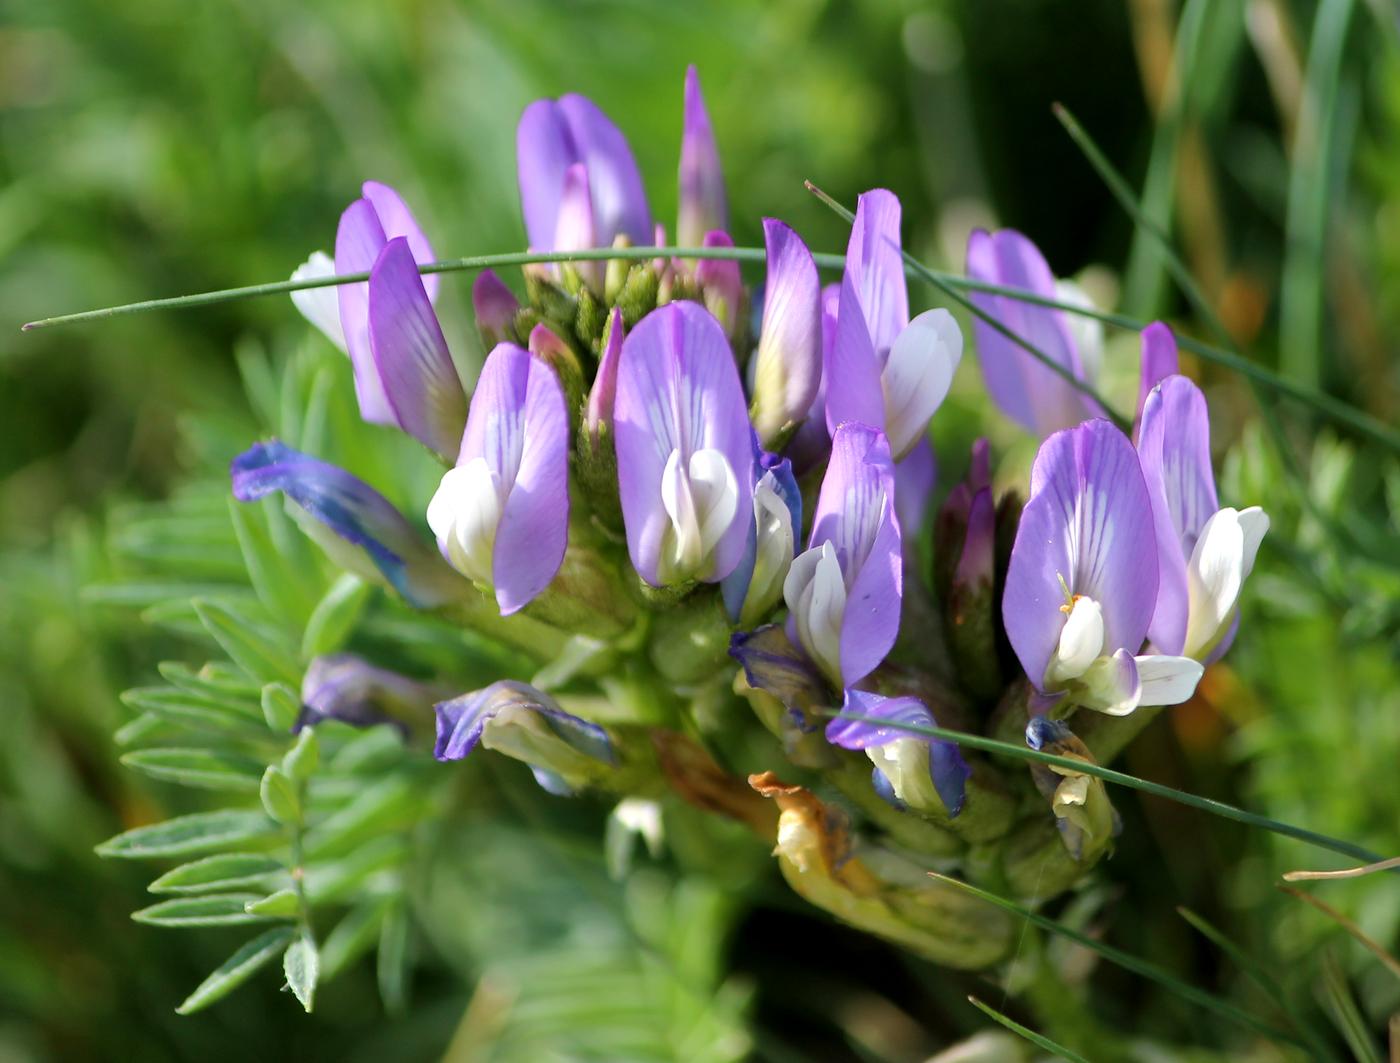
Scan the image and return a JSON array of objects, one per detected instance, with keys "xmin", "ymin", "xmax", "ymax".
[{"xmin": 238, "ymin": 66, "xmax": 1268, "ymax": 939}]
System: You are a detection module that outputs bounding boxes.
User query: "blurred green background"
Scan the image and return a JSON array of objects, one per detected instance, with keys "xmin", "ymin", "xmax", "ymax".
[{"xmin": 2, "ymin": 0, "xmax": 1398, "ymax": 1059}]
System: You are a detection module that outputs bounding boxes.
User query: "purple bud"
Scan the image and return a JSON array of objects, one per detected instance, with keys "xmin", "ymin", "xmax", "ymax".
[
  {"xmin": 472, "ymin": 269, "xmax": 521, "ymax": 349},
  {"xmin": 677, "ymin": 65, "xmax": 728, "ymax": 250}
]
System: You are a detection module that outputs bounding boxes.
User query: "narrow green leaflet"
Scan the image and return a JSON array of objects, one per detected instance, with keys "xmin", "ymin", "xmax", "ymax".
[
  {"xmin": 966, "ymin": 997, "xmax": 1089, "ymax": 1062},
  {"xmin": 176, "ymin": 927, "xmax": 296, "ymax": 1015},
  {"xmin": 378, "ymin": 901, "xmax": 411, "ymax": 1016},
  {"xmin": 245, "ymin": 889, "xmax": 301, "ymax": 918},
  {"xmin": 119, "ymin": 687, "xmax": 268, "ymax": 738},
  {"xmin": 260, "ymin": 765, "xmax": 301, "ymax": 825},
  {"xmin": 319, "ymin": 897, "xmax": 393, "ymax": 982},
  {"xmin": 133, "ymin": 893, "xmax": 276, "ymax": 928},
  {"xmin": 194, "ymin": 598, "xmax": 301, "ymax": 685},
  {"xmin": 149, "ymin": 853, "xmax": 286, "ymax": 894},
  {"xmin": 301, "ymin": 573, "xmax": 371, "ymax": 659},
  {"xmin": 120, "ymin": 748, "xmax": 265, "ymax": 792},
  {"xmin": 262, "ymin": 682, "xmax": 302, "ymax": 733},
  {"xmin": 284, "ymin": 934, "xmax": 320, "ymax": 1013},
  {"xmin": 97, "ymin": 809, "xmax": 277, "ymax": 859},
  {"xmin": 229, "ymin": 496, "xmax": 318, "ymax": 628}
]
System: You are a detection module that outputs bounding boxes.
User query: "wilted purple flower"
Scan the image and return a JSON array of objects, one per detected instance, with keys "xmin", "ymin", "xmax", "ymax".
[
  {"xmin": 1003, "ymin": 419, "xmax": 1203, "ymax": 715},
  {"xmin": 426, "ymin": 343, "xmax": 570, "ymax": 615},
  {"xmin": 297, "ymin": 654, "xmax": 435, "ymax": 732},
  {"xmin": 434, "ymin": 680, "xmax": 615, "ymax": 795},
  {"xmin": 965, "ymin": 228, "xmax": 1102, "ymax": 438},
  {"xmin": 517, "ymin": 94, "xmax": 652, "ymax": 254},
  {"xmin": 827, "ymin": 192, "xmax": 961, "ymax": 460},
  {"xmin": 613, "ymin": 301, "xmax": 753, "ymax": 586},
  {"xmin": 783, "ymin": 422, "xmax": 901, "ymax": 690},
  {"xmin": 721, "ymin": 441, "xmax": 802, "ymax": 627},
  {"xmin": 334, "ymin": 182, "xmax": 442, "ymax": 428},
  {"xmin": 231, "ymin": 440, "xmax": 464, "ymax": 608},
  {"xmin": 1137, "ymin": 373, "xmax": 1268, "ymax": 661},
  {"xmin": 749, "ymin": 218, "xmax": 822, "ymax": 450},
  {"xmin": 1025, "ymin": 716, "xmax": 1118, "ymax": 860},
  {"xmin": 472, "ymin": 269, "xmax": 521, "ymax": 348},
  {"xmin": 677, "ymin": 65, "xmax": 727, "ymax": 249},
  {"xmin": 827, "ymin": 689, "xmax": 970, "ymax": 817}
]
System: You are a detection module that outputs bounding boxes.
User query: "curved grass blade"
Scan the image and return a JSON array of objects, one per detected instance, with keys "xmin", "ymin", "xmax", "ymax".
[
  {"xmin": 931, "ymin": 874, "xmax": 1303, "ymax": 1046},
  {"xmin": 825, "ymin": 708, "xmax": 1390, "ymax": 867},
  {"xmin": 966, "ymin": 996, "xmax": 1089, "ymax": 1062},
  {"xmin": 1320, "ymin": 951, "xmax": 1383, "ymax": 1063},
  {"xmin": 1284, "ymin": 856, "xmax": 1400, "ymax": 882},
  {"xmin": 803, "ymin": 181, "xmax": 1132, "ymax": 432}
]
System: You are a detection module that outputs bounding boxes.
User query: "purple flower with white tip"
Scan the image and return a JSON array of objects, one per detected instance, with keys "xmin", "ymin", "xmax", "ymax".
[
  {"xmin": 677, "ymin": 65, "xmax": 727, "ymax": 250},
  {"xmin": 334, "ymin": 182, "xmax": 442, "ymax": 428},
  {"xmin": 517, "ymin": 93, "xmax": 652, "ymax": 253},
  {"xmin": 434, "ymin": 680, "xmax": 615, "ymax": 795},
  {"xmin": 290, "ymin": 251, "xmax": 346, "ymax": 352},
  {"xmin": 749, "ymin": 219, "xmax": 822, "ymax": 450},
  {"xmin": 1003, "ymin": 419, "xmax": 1203, "ymax": 716},
  {"xmin": 827, "ymin": 191, "xmax": 961, "ymax": 460},
  {"xmin": 231, "ymin": 440, "xmax": 464, "ymax": 608},
  {"xmin": 827, "ymin": 689, "xmax": 970, "ymax": 817},
  {"xmin": 1137, "ymin": 372, "xmax": 1268, "ymax": 661},
  {"xmin": 965, "ymin": 228, "xmax": 1102, "ymax": 437},
  {"xmin": 783, "ymin": 422, "xmax": 901, "ymax": 690},
  {"xmin": 614, "ymin": 301, "xmax": 753, "ymax": 587},
  {"xmin": 722, "ymin": 442, "xmax": 802, "ymax": 627},
  {"xmin": 427, "ymin": 343, "xmax": 570, "ymax": 615}
]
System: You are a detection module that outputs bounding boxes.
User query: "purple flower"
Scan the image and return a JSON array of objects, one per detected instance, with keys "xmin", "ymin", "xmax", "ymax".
[
  {"xmin": 426, "ymin": 343, "xmax": 570, "ymax": 615},
  {"xmin": 296, "ymin": 654, "xmax": 434, "ymax": 732},
  {"xmin": 334, "ymin": 182, "xmax": 442, "ymax": 428},
  {"xmin": 516, "ymin": 94, "xmax": 652, "ymax": 253},
  {"xmin": 749, "ymin": 218, "xmax": 822, "ymax": 450},
  {"xmin": 827, "ymin": 192, "xmax": 961, "ymax": 460},
  {"xmin": 434, "ymin": 680, "xmax": 615, "ymax": 795},
  {"xmin": 613, "ymin": 301, "xmax": 753, "ymax": 587},
  {"xmin": 231, "ymin": 440, "xmax": 464, "ymax": 608},
  {"xmin": 1003, "ymin": 419, "xmax": 1203, "ymax": 715},
  {"xmin": 965, "ymin": 228, "xmax": 1102, "ymax": 438},
  {"xmin": 677, "ymin": 66, "xmax": 727, "ymax": 250},
  {"xmin": 786, "ymin": 282, "xmax": 840, "ymax": 471},
  {"xmin": 367, "ymin": 237, "xmax": 467, "ymax": 461},
  {"xmin": 1137, "ymin": 373, "xmax": 1268, "ymax": 661},
  {"xmin": 721, "ymin": 441, "xmax": 802, "ymax": 627},
  {"xmin": 826, "ymin": 689, "xmax": 970, "ymax": 817},
  {"xmin": 783, "ymin": 422, "xmax": 901, "ymax": 689}
]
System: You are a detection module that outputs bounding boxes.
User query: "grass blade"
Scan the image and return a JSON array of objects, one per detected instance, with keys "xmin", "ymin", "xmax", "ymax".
[
  {"xmin": 825, "ymin": 708, "xmax": 1390, "ymax": 867},
  {"xmin": 965, "ymin": 996, "xmax": 1089, "ymax": 1062},
  {"xmin": 931, "ymin": 874, "xmax": 1302, "ymax": 1046}
]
